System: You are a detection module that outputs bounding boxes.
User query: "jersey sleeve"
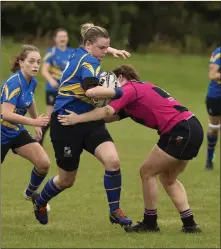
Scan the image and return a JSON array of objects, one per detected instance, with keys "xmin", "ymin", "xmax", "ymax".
[
  {"xmin": 210, "ymin": 48, "xmax": 221, "ymax": 66},
  {"xmin": 2, "ymin": 80, "xmax": 21, "ymax": 106},
  {"xmin": 109, "ymin": 85, "xmax": 135, "ymax": 113},
  {"xmin": 81, "ymin": 57, "xmax": 102, "ymax": 81},
  {"xmin": 43, "ymin": 48, "xmax": 54, "ymax": 64}
]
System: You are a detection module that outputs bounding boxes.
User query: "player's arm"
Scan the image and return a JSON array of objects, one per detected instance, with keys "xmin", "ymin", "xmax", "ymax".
[
  {"xmin": 42, "ymin": 62, "xmax": 59, "ymax": 88},
  {"xmin": 107, "ymin": 47, "xmax": 131, "ymax": 59},
  {"xmin": 58, "ymin": 105, "xmax": 115, "ymax": 125},
  {"xmin": 208, "ymin": 64, "xmax": 220, "ymax": 82},
  {"xmin": 85, "ymin": 86, "xmax": 123, "ymax": 99},
  {"xmin": 103, "ymin": 114, "xmax": 120, "ymax": 123},
  {"xmin": 1, "ymin": 102, "xmax": 49, "ymax": 127}
]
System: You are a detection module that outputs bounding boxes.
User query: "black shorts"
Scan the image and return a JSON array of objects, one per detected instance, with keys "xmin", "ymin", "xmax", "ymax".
[
  {"xmin": 46, "ymin": 91, "xmax": 57, "ymax": 106},
  {"xmin": 50, "ymin": 113, "xmax": 113, "ymax": 172},
  {"xmin": 206, "ymin": 96, "xmax": 221, "ymax": 116},
  {"xmin": 157, "ymin": 116, "xmax": 204, "ymax": 160},
  {"xmin": 1, "ymin": 130, "xmax": 36, "ymax": 163}
]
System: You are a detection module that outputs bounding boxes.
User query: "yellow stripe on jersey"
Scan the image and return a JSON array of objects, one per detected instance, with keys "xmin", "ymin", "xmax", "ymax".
[
  {"xmin": 1, "ymin": 120, "xmax": 20, "ymax": 130},
  {"xmin": 59, "ymin": 83, "xmax": 85, "ymax": 94},
  {"xmin": 43, "ymin": 52, "xmax": 53, "ymax": 61},
  {"xmin": 8, "ymin": 87, "xmax": 20, "ymax": 100},
  {"xmin": 95, "ymin": 65, "xmax": 101, "ymax": 76},
  {"xmin": 82, "ymin": 62, "xmax": 95, "ymax": 76},
  {"xmin": 3, "ymin": 85, "xmax": 9, "ymax": 100},
  {"xmin": 60, "ymin": 53, "xmax": 89, "ymax": 87},
  {"xmin": 50, "ymin": 66, "xmax": 62, "ymax": 76},
  {"xmin": 59, "ymin": 83, "xmax": 93, "ymax": 104},
  {"xmin": 211, "ymin": 53, "xmax": 221, "ymax": 63}
]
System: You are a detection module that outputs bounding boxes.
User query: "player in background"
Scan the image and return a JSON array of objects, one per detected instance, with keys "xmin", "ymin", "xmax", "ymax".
[
  {"xmin": 40, "ymin": 28, "xmax": 75, "ymax": 145},
  {"xmin": 1, "ymin": 45, "xmax": 50, "ymax": 208},
  {"xmin": 205, "ymin": 46, "xmax": 221, "ymax": 170},
  {"xmin": 31, "ymin": 24, "xmax": 132, "ymax": 228},
  {"xmin": 58, "ymin": 65, "xmax": 203, "ymax": 233},
  {"xmin": 40, "ymin": 26, "xmax": 131, "ymax": 146}
]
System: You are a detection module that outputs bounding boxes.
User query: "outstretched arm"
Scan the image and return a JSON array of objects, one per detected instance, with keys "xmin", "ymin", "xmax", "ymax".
[{"xmin": 58, "ymin": 105, "xmax": 115, "ymax": 125}]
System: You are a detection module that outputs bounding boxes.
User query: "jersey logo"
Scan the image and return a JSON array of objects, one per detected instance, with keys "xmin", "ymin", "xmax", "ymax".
[{"xmin": 64, "ymin": 146, "xmax": 72, "ymax": 157}]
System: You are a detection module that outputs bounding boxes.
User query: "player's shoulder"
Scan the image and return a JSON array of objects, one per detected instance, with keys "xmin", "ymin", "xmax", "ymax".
[
  {"xmin": 44, "ymin": 46, "xmax": 56, "ymax": 56},
  {"xmin": 5, "ymin": 72, "xmax": 20, "ymax": 86},
  {"xmin": 83, "ymin": 54, "xmax": 99, "ymax": 65},
  {"xmin": 213, "ymin": 46, "xmax": 221, "ymax": 55}
]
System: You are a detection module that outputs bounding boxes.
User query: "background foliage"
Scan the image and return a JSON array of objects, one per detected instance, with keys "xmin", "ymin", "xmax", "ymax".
[{"xmin": 1, "ymin": 1, "xmax": 220, "ymax": 54}]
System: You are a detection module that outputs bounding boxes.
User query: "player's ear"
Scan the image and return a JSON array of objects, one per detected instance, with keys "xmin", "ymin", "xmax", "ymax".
[{"xmin": 117, "ymin": 74, "xmax": 123, "ymax": 83}]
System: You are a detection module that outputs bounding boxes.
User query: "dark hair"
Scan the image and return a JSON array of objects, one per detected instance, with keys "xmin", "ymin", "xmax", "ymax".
[
  {"xmin": 11, "ymin": 45, "xmax": 39, "ymax": 73},
  {"xmin": 80, "ymin": 22, "xmax": 109, "ymax": 45},
  {"xmin": 53, "ymin": 28, "xmax": 68, "ymax": 38},
  {"xmin": 113, "ymin": 65, "xmax": 140, "ymax": 81}
]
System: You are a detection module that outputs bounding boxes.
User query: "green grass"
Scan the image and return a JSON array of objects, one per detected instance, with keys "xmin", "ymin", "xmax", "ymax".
[{"xmin": 1, "ymin": 39, "xmax": 220, "ymax": 248}]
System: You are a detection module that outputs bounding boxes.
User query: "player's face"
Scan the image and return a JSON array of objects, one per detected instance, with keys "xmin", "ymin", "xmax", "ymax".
[
  {"xmin": 55, "ymin": 31, "xmax": 69, "ymax": 47},
  {"xmin": 87, "ymin": 37, "xmax": 110, "ymax": 61},
  {"xmin": 20, "ymin": 51, "xmax": 41, "ymax": 77}
]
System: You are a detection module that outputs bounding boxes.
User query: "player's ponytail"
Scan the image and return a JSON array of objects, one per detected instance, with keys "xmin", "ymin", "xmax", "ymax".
[
  {"xmin": 80, "ymin": 22, "xmax": 109, "ymax": 45},
  {"xmin": 11, "ymin": 56, "xmax": 20, "ymax": 73},
  {"xmin": 113, "ymin": 65, "xmax": 140, "ymax": 81},
  {"xmin": 80, "ymin": 22, "xmax": 95, "ymax": 39},
  {"xmin": 11, "ymin": 45, "xmax": 39, "ymax": 73}
]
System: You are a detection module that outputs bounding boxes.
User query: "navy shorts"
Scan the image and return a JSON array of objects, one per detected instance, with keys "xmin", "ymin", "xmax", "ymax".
[
  {"xmin": 50, "ymin": 113, "xmax": 113, "ymax": 172},
  {"xmin": 1, "ymin": 130, "xmax": 36, "ymax": 163},
  {"xmin": 206, "ymin": 96, "xmax": 221, "ymax": 116},
  {"xmin": 157, "ymin": 116, "xmax": 204, "ymax": 160}
]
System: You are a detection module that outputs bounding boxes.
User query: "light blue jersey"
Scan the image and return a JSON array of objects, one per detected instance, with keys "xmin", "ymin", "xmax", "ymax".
[
  {"xmin": 43, "ymin": 46, "xmax": 75, "ymax": 93},
  {"xmin": 207, "ymin": 47, "xmax": 221, "ymax": 98},
  {"xmin": 53, "ymin": 47, "xmax": 102, "ymax": 115},
  {"xmin": 1, "ymin": 70, "xmax": 37, "ymax": 144}
]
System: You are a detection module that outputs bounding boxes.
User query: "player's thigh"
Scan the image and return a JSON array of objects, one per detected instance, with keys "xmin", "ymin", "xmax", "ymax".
[
  {"xmin": 84, "ymin": 121, "xmax": 119, "ymax": 167},
  {"xmin": 140, "ymin": 144, "xmax": 183, "ymax": 177},
  {"xmin": 50, "ymin": 113, "xmax": 84, "ymax": 172},
  {"xmin": 12, "ymin": 130, "xmax": 50, "ymax": 169}
]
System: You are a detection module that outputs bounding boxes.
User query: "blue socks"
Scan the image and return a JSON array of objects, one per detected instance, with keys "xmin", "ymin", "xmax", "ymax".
[{"xmin": 104, "ymin": 169, "xmax": 121, "ymax": 213}]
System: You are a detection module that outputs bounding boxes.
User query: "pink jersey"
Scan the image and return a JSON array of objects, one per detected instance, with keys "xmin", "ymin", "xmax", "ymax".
[{"xmin": 109, "ymin": 81, "xmax": 193, "ymax": 135}]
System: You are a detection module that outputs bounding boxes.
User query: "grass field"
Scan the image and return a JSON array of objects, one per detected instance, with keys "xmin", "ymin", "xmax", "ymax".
[{"xmin": 1, "ymin": 39, "xmax": 220, "ymax": 248}]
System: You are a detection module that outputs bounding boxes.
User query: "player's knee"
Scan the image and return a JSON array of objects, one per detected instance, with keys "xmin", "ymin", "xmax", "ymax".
[
  {"xmin": 57, "ymin": 176, "xmax": 76, "ymax": 189},
  {"xmin": 35, "ymin": 156, "xmax": 50, "ymax": 173},
  {"xmin": 208, "ymin": 123, "xmax": 220, "ymax": 136},
  {"xmin": 159, "ymin": 173, "xmax": 175, "ymax": 186},
  {"xmin": 104, "ymin": 156, "xmax": 120, "ymax": 171},
  {"xmin": 139, "ymin": 164, "xmax": 152, "ymax": 180}
]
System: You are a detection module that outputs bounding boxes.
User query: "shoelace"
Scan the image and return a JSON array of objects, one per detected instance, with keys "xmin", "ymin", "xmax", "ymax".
[
  {"xmin": 115, "ymin": 209, "xmax": 127, "ymax": 218},
  {"xmin": 38, "ymin": 206, "xmax": 47, "ymax": 215}
]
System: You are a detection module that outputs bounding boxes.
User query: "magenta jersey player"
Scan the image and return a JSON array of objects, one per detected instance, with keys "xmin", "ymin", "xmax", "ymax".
[{"xmin": 109, "ymin": 80, "xmax": 193, "ymax": 135}]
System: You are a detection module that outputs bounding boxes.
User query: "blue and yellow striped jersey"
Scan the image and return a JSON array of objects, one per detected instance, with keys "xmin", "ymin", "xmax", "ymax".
[
  {"xmin": 1, "ymin": 70, "xmax": 37, "ymax": 144},
  {"xmin": 43, "ymin": 46, "xmax": 75, "ymax": 93},
  {"xmin": 53, "ymin": 47, "xmax": 102, "ymax": 115},
  {"xmin": 207, "ymin": 47, "xmax": 221, "ymax": 98}
]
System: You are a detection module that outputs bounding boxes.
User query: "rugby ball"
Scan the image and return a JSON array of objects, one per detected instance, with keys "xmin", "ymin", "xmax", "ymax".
[{"xmin": 92, "ymin": 71, "xmax": 120, "ymax": 108}]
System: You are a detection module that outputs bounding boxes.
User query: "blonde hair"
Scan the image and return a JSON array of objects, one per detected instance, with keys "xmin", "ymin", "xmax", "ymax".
[
  {"xmin": 11, "ymin": 45, "xmax": 39, "ymax": 73},
  {"xmin": 80, "ymin": 22, "xmax": 109, "ymax": 45}
]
